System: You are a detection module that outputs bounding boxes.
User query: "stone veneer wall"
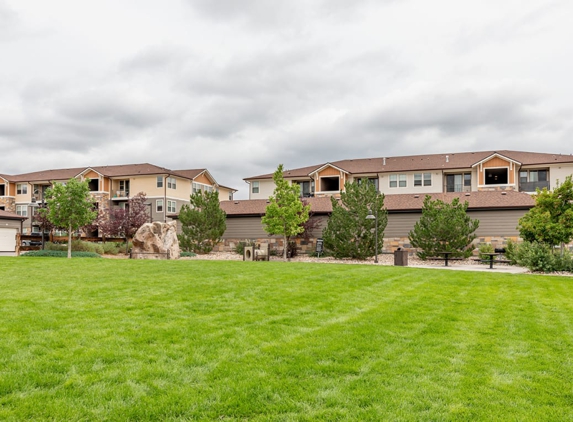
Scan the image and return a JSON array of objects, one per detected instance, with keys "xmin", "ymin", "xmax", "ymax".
[
  {"xmin": 215, "ymin": 235, "xmax": 528, "ymax": 255},
  {"xmin": 0, "ymin": 197, "xmax": 15, "ymax": 212}
]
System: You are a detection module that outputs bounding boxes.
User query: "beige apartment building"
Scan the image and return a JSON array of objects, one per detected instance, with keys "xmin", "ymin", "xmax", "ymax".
[{"xmin": 0, "ymin": 163, "xmax": 236, "ymax": 238}]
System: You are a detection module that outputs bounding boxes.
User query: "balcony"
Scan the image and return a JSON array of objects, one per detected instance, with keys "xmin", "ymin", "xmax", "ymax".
[{"xmin": 519, "ymin": 181, "xmax": 550, "ymax": 192}]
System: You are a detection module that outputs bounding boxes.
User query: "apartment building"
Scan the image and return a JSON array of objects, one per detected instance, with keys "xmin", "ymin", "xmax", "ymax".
[
  {"xmin": 219, "ymin": 150, "xmax": 573, "ymax": 253},
  {"xmin": 0, "ymin": 163, "xmax": 237, "ymax": 236}
]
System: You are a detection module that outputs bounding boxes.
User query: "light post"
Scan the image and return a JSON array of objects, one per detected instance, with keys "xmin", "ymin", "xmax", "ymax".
[{"xmin": 366, "ymin": 208, "xmax": 378, "ymax": 263}]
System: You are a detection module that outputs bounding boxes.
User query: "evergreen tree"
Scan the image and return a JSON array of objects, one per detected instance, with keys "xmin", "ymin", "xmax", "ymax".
[
  {"xmin": 518, "ymin": 175, "xmax": 573, "ymax": 251},
  {"xmin": 178, "ymin": 190, "xmax": 226, "ymax": 254},
  {"xmin": 408, "ymin": 196, "xmax": 479, "ymax": 259},
  {"xmin": 44, "ymin": 178, "xmax": 98, "ymax": 258},
  {"xmin": 322, "ymin": 179, "xmax": 387, "ymax": 260},
  {"xmin": 262, "ymin": 164, "xmax": 310, "ymax": 260}
]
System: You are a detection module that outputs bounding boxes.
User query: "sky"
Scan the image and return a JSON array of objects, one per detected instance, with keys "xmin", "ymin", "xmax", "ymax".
[{"xmin": 1, "ymin": 0, "xmax": 573, "ymax": 198}]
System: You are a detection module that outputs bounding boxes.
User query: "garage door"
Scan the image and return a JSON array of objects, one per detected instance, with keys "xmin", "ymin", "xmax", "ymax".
[{"xmin": 0, "ymin": 228, "xmax": 17, "ymax": 252}]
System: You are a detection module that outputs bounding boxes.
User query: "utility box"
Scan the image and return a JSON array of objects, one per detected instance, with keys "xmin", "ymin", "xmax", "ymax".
[
  {"xmin": 244, "ymin": 246, "xmax": 254, "ymax": 261},
  {"xmin": 394, "ymin": 248, "xmax": 408, "ymax": 266}
]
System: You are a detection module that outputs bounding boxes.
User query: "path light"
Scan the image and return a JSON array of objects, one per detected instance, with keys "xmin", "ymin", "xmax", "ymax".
[{"xmin": 366, "ymin": 209, "xmax": 378, "ymax": 263}]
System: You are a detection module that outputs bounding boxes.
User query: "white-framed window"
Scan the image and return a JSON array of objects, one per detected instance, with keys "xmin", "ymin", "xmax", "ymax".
[
  {"xmin": 399, "ymin": 174, "xmax": 407, "ymax": 188},
  {"xmin": 119, "ymin": 180, "xmax": 130, "ymax": 196},
  {"xmin": 157, "ymin": 176, "xmax": 163, "ymax": 188},
  {"xmin": 205, "ymin": 185, "xmax": 213, "ymax": 193},
  {"xmin": 156, "ymin": 199, "xmax": 164, "ymax": 213},
  {"xmin": 389, "ymin": 174, "xmax": 397, "ymax": 188},
  {"xmin": 167, "ymin": 200, "xmax": 176, "ymax": 213},
  {"xmin": 484, "ymin": 168, "xmax": 508, "ymax": 185},
  {"xmin": 17, "ymin": 183, "xmax": 28, "ymax": 195},
  {"xmin": 167, "ymin": 177, "xmax": 177, "ymax": 189},
  {"xmin": 252, "ymin": 181, "xmax": 259, "ymax": 194},
  {"xmin": 16, "ymin": 205, "xmax": 27, "ymax": 216},
  {"xmin": 414, "ymin": 173, "xmax": 432, "ymax": 187}
]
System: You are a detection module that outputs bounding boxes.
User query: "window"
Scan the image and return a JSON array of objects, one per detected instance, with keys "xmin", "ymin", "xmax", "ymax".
[
  {"xmin": 167, "ymin": 200, "xmax": 176, "ymax": 213},
  {"xmin": 298, "ymin": 180, "xmax": 314, "ymax": 197},
  {"xmin": 0, "ymin": 184, "xmax": 5, "ymax": 196},
  {"xmin": 16, "ymin": 205, "xmax": 27, "ymax": 217},
  {"xmin": 414, "ymin": 173, "xmax": 432, "ymax": 187},
  {"xmin": 156, "ymin": 199, "xmax": 164, "ymax": 213},
  {"xmin": 358, "ymin": 178, "xmax": 379, "ymax": 191},
  {"xmin": 520, "ymin": 170, "xmax": 547, "ymax": 183},
  {"xmin": 446, "ymin": 173, "xmax": 471, "ymax": 192},
  {"xmin": 399, "ymin": 174, "xmax": 407, "ymax": 188},
  {"xmin": 228, "ymin": 192, "xmax": 233, "ymax": 200},
  {"xmin": 320, "ymin": 177, "xmax": 340, "ymax": 192},
  {"xmin": 389, "ymin": 174, "xmax": 397, "ymax": 188},
  {"xmin": 192, "ymin": 182, "xmax": 201, "ymax": 194},
  {"xmin": 484, "ymin": 168, "xmax": 508, "ymax": 185},
  {"xmin": 119, "ymin": 180, "xmax": 130, "ymax": 196},
  {"xmin": 252, "ymin": 181, "xmax": 259, "ymax": 194},
  {"xmin": 205, "ymin": 185, "xmax": 213, "ymax": 193},
  {"xmin": 17, "ymin": 183, "xmax": 28, "ymax": 195},
  {"xmin": 157, "ymin": 176, "xmax": 163, "ymax": 188},
  {"xmin": 167, "ymin": 177, "xmax": 177, "ymax": 189}
]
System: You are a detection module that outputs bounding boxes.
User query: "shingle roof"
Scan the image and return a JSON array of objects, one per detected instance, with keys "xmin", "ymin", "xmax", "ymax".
[
  {"xmin": 173, "ymin": 169, "xmax": 207, "ymax": 180},
  {"xmin": 244, "ymin": 150, "xmax": 573, "ymax": 180},
  {"xmin": 0, "ymin": 209, "xmax": 27, "ymax": 220},
  {"xmin": 221, "ymin": 191, "xmax": 535, "ymax": 216}
]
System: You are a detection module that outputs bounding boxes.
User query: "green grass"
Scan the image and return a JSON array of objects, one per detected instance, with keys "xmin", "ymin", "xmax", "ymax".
[{"xmin": 1, "ymin": 258, "xmax": 572, "ymax": 421}]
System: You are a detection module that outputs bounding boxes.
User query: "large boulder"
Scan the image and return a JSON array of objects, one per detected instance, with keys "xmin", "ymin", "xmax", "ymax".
[{"xmin": 131, "ymin": 221, "xmax": 180, "ymax": 259}]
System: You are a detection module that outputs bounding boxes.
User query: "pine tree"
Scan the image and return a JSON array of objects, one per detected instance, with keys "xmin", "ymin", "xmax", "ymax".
[
  {"xmin": 408, "ymin": 196, "xmax": 479, "ymax": 259},
  {"xmin": 322, "ymin": 179, "xmax": 387, "ymax": 260},
  {"xmin": 178, "ymin": 190, "xmax": 226, "ymax": 254}
]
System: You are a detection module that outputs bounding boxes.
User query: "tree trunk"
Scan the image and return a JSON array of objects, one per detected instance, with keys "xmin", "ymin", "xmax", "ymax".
[{"xmin": 67, "ymin": 225, "xmax": 72, "ymax": 259}]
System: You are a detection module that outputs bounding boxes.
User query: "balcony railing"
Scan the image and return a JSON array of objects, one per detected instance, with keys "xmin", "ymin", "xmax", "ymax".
[{"xmin": 519, "ymin": 181, "xmax": 550, "ymax": 192}]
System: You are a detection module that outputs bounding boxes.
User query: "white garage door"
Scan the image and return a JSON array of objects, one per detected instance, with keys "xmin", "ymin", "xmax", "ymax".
[{"xmin": 0, "ymin": 228, "xmax": 17, "ymax": 252}]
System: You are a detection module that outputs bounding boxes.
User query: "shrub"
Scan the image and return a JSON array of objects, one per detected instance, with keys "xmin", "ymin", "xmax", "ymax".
[
  {"xmin": 235, "ymin": 240, "xmax": 256, "ymax": 255},
  {"xmin": 478, "ymin": 243, "xmax": 494, "ymax": 260},
  {"xmin": 21, "ymin": 250, "xmax": 101, "ymax": 258},
  {"xmin": 515, "ymin": 242, "xmax": 558, "ymax": 273},
  {"xmin": 101, "ymin": 242, "xmax": 121, "ymax": 255},
  {"xmin": 180, "ymin": 251, "xmax": 197, "ymax": 257},
  {"xmin": 504, "ymin": 239, "xmax": 520, "ymax": 265}
]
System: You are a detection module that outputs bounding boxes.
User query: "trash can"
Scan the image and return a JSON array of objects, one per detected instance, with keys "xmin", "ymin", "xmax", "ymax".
[
  {"xmin": 244, "ymin": 246, "xmax": 254, "ymax": 261},
  {"xmin": 394, "ymin": 248, "xmax": 408, "ymax": 266}
]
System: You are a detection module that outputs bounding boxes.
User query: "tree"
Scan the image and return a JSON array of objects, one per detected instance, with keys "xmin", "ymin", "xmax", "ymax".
[
  {"xmin": 518, "ymin": 175, "xmax": 573, "ymax": 251},
  {"xmin": 322, "ymin": 179, "xmax": 387, "ymax": 260},
  {"xmin": 262, "ymin": 164, "xmax": 310, "ymax": 260},
  {"xmin": 44, "ymin": 178, "xmax": 98, "ymax": 258},
  {"xmin": 97, "ymin": 192, "xmax": 150, "ymax": 250},
  {"xmin": 408, "ymin": 196, "xmax": 479, "ymax": 259},
  {"xmin": 178, "ymin": 190, "xmax": 226, "ymax": 254}
]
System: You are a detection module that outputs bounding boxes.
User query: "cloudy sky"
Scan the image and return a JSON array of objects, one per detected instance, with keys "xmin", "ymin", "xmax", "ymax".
[{"xmin": 1, "ymin": 0, "xmax": 572, "ymax": 198}]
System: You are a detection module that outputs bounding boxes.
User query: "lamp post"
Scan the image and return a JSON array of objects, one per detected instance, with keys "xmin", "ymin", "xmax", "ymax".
[{"xmin": 366, "ymin": 208, "xmax": 378, "ymax": 263}]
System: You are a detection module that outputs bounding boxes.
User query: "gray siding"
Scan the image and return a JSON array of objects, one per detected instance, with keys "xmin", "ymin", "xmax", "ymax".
[
  {"xmin": 469, "ymin": 210, "xmax": 527, "ymax": 237},
  {"xmin": 223, "ymin": 217, "xmax": 279, "ymax": 239},
  {"xmin": 0, "ymin": 218, "xmax": 23, "ymax": 231}
]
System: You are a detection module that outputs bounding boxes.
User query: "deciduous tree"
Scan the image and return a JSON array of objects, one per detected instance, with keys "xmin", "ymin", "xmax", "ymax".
[
  {"xmin": 262, "ymin": 164, "xmax": 310, "ymax": 260},
  {"xmin": 519, "ymin": 175, "xmax": 573, "ymax": 251},
  {"xmin": 44, "ymin": 178, "xmax": 98, "ymax": 258}
]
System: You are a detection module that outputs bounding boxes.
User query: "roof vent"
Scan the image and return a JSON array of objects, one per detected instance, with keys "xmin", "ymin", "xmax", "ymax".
[
  {"xmin": 446, "ymin": 155, "xmax": 449, "ymax": 163},
  {"xmin": 383, "ymin": 157, "xmax": 386, "ymax": 165},
  {"xmin": 414, "ymin": 194, "xmax": 419, "ymax": 198},
  {"xmin": 501, "ymin": 192, "xmax": 507, "ymax": 195},
  {"xmin": 234, "ymin": 201, "xmax": 239, "ymax": 204},
  {"xmin": 465, "ymin": 193, "xmax": 470, "ymax": 196}
]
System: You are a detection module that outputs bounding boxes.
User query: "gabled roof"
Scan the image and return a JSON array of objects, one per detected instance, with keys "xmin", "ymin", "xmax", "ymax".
[
  {"xmin": 174, "ymin": 169, "xmax": 207, "ymax": 180},
  {"xmin": 471, "ymin": 152, "xmax": 522, "ymax": 168},
  {"xmin": 308, "ymin": 163, "xmax": 350, "ymax": 177},
  {"xmin": 221, "ymin": 190, "xmax": 535, "ymax": 216},
  {"xmin": 244, "ymin": 150, "xmax": 573, "ymax": 181},
  {"xmin": 0, "ymin": 209, "xmax": 27, "ymax": 220},
  {"xmin": 4, "ymin": 167, "xmax": 86, "ymax": 183}
]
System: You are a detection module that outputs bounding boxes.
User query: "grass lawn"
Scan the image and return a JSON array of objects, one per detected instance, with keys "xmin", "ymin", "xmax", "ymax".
[{"xmin": 1, "ymin": 257, "xmax": 572, "ymax": 421}]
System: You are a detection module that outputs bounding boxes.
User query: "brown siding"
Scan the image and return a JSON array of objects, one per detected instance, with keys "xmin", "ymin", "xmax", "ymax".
[
  {"xmin": 319, "ymin": 167, "xmax": 342, "ymax": 177},
  {"xmin": 223, "ymin": 217, "xmax": 280, "ymax": 239},
  {"xmin": 195, "ymin": 173, "xmax": 211, "ymax": 185},
  {"xmin": 84, "ymin": 170, "xmax": 99, "ymax": 180},
  {"xmin": 385, "ymin": 213, "xmax": 421, "ymax": 238},
  {"xmin": 469, "ymin": 210, "xmax": 526, "ymax": 237}
]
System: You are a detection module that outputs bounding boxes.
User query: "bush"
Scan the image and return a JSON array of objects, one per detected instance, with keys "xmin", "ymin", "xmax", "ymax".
[
  {"xmin": 235, "ymin": 240, "xmax": 256, "ymax": 255},
  {"xmin": 180, "ymin": 251, "xmax": 197, "ymax": 257},
  {"xmin": 504, "ymin": 239, "xmax": 520, "ymax": 265},
  {"xmin": 21, "ymin": 250, "xmax": 101, "ymax": 258},
  {"xmin": 478, "ymin": 243, "xmax": 494, "ymax": 260},
  {"xmin": 101, "ymin": 242, "xmax": 121, "ymax": 255},
  {"xmin": 513, "ymin": 242, "xmax": 572, "ymax": 273}
]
